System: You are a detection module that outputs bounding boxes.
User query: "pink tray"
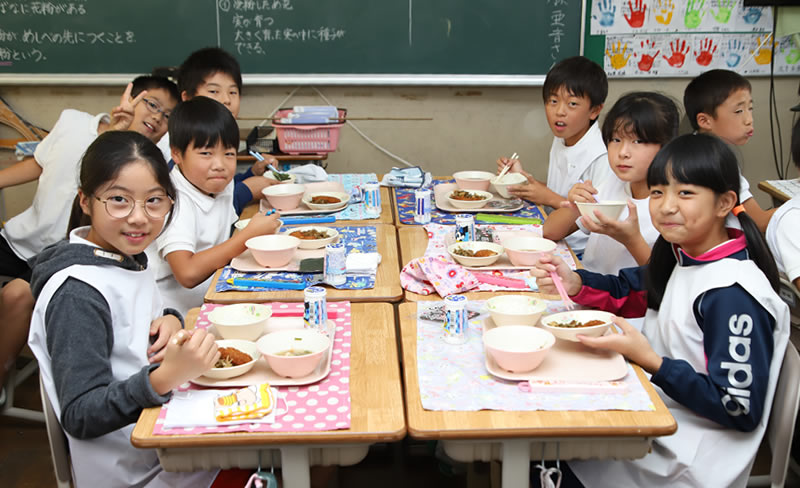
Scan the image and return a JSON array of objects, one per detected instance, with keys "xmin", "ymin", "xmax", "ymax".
[
  {"xmin": 434, "ymin": 183, "xmax": 523, "ymax": 213},
  {"xmin": 261, "ymin": 181, "xmax": 348, "ymax": 215}
]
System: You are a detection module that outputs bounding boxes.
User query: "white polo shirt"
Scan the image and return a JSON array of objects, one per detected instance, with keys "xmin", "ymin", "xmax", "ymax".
[
  {"xmin": 148, "ymin": 168, "xmax": 237, "ymax": 314},
  {"xmin": 766, "ymin": 195, "xmax": 800, "ymax": 283}
]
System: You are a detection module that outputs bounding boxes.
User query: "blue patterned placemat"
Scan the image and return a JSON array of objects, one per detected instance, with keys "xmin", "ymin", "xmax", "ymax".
[
  {"xmin": 395, "ymin": 180, "xmax": 545, "ymax": 225},
  {"xmin": 328, "ymin": 173, "xmax": 380, "ymax": 221},
  {"xmin": 216, "ymin": 226, "xmax": 377, "ymax": 292}
]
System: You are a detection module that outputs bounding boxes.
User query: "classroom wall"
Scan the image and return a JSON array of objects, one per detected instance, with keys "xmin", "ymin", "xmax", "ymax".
[{"xmin": 1, "ymin": 76, "xmax": 799, "ymax": 219}]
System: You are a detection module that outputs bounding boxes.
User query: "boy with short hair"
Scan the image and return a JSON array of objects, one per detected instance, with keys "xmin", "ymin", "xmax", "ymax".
[
  {"xmin": 497, "ymin": 56, "xmax": 613, "ymax": 253},
  {"xmin": 148, "ymin": 97, "xmax": 281, "ymax": 314},
  {"xmin": 174, "ymin": 47, "xmax": 278, "ymax": 214},
  {"xmin": 684, "ymin": 68, "xmax": 775, "ymax": 231}
]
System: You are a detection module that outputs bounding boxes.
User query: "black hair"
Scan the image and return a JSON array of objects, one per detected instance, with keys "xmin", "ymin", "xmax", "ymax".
[
  {"xmin": 68, "ymin": 131, "xmax": 176, "ymax": 234},
  {"xmin": 177, "ymin": 47, "xmax": 242, "ymax": 97},
  {"xmin": 542, "ymin": 56, "xmax": 608, "ymax": 108},
  {"xmin": 130, "ymin": 75, "xmax": 179, "ymax": 103},
  {"xmin": 792, "ymin": 118, "xmax": 800, "ymax": 170},
  {"xmin": 168, "ymin": 96, "xmax": 240, "ymax": 154},
  {"xmin": 684, "ymin": 69, "xmax": 752, "ymax": 131},
  {"xmin": 601, "ymin": 92, "xmax": 680, "ymax": 146},
  {"xmin": 644, "ymin": 133, "xmax": 779, "ymax": 309}
]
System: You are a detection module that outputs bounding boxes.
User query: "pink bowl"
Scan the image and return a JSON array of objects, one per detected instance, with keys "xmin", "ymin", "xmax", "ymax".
[
  {"xmin": 502, "ymin": 236, "xmax": 557, "ymax": 267},
  {"xmin": 261, "ymin": 183, "xmax": 305, "ymax": 211},
  {"xmin": 453, "ymin": 171, "xmax": 494, "ymax": 191},
  {"xmin": 256, "ymin": 329, "xmax": 330, "ymax": 378},
  {"xmin": 483, "ymin": 325, "xmax": 555, "ymax": 373},
  {"xmin": 245, "ymin": 235, "xmax": 300, "ymax": 267}
]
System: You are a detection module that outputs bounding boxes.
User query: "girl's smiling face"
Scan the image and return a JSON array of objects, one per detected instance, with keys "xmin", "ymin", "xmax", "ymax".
[
  {"xmin": 79, "ymin": 160, "xmax": 171, "ymax": 257},
  {"xmin": 649, "ymin": 172, "xmax": 737, "ymax": 257}
]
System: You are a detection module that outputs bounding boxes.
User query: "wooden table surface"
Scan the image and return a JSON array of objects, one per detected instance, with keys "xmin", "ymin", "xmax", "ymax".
[
  {"xmin": 205, "ymin": 223, "xmax": 403, "ymax": 304},
  {"xmin": 758, "ymin": 180, "xmax": 792, "ymax": 206},
  {"xmin": 240, "ymin": 186, "xmax": 394, "ymax": 225},
  {"xmin": 397, "ymin": 302, "xmax": 676, "ymax": 439},
  {"xmin": 132, "ymin": 303, "xmax": 406, "ymax": 448}
]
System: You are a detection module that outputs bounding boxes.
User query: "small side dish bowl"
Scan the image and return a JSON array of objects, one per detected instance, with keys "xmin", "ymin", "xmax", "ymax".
[
  {"xmin": 208, "ymin": 303, "xmax": 272, "ymax": 341},
  {"xmin": 302, "ymin": 191, "xmax": 350, "ymax": 211},
  {"xmin": 483, "ymin": 325, "xmax": 555, "ymax": 373},
  {"xmin": 202, "ymin": 339, "xmax": 260, "ymax": 379},
  {"xmin": 257, "ymin": 329, "xmax": 331, "ymax": 378},
  {"xmin": 284, "ymin": 226, "xmax": 339, "ymax": 250},
  {"xmin": 502, "ymin": 236, "xmax": 557, "ymax": 266},
  {"xmin": 264, "ymin": 170, "xmax": 297, "ymax": 185},
  {"xmin": 491, "ymin": 172, "xmax": 528, "ymax": 198},
  {"xmin": 575, "ymin": 201, "xmax": 627, "ymax": 224},
  {"xmin": 486, "ymin": 295, "xmax": 547, "ymax": 326},
  {"xmin": 245, "ymin": 234, "xmax": 300, "ymax": 268},
  {"xmin": 447, "ymin": 241, "xmax": 504, "ymax": 267},
  {"xmin": 453, "ymin": 170, "xmax": 495, "ymax": 191},
  {"xmin": 446, "ymin": 189, "xmax": 493, "ymax": 210},
  {"xmin": 262, "ymin": 183, "xmax": 306, "ymax": 211},
  {"xmin": 540, "ymin": 310, "xmax": 615, "ymax": 342}
]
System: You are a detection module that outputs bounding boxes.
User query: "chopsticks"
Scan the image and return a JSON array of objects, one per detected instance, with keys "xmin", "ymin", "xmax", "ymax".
[
  {"xmin": 496, "ymin": 152, "xmax": 518, "ymax": 182},
  {"xmin": 549, "ymin": 271, "xmax": 575, "ymax": 310}
]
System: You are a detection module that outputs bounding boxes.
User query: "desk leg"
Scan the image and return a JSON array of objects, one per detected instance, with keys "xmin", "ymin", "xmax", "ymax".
[
  {"xmin": 280, "ymin": 446, "xmax": 310, "ymax": 488},
  {"xmin": 501, "ymin": 439, "xmax": 530, "ymax": 488}
]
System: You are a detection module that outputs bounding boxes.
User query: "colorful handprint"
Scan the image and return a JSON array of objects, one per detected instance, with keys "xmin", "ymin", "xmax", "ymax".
[
  {"xmin": 783, "ymin": 42, "xmax": 800, "ymax": 65},
  {"xmin": 594, "ymin": 0, "xmax": 617, "ymax": 27},
  {"xmin": 606, "ymin": 40, "xmax": 632, "ymax": 70},
  {"xmin": 752, "ymin": 35, "xmax": 775, "ymax": 65},
  {"xmin": 684, "ymin": 0, "xmax": 706, "ymax": 29},
  {"xmin": 663, "ymin": 39, "xmax": 690, "ymax": 67},
  {"xmin": 655, "ymin": 0, "xmax": 675, "ymax": 25},
  {"xmin": 638, "ymin": 39, "xmax": 660, "ymax": 71},
  {"xmin": 625, "ymin": 0, "xmax": 647, "ymax": 28},
  {"xmin": 713, "ymin": 0, "xmax": 734, "ymax": 24},
  {"xmin": 726, "ymin": 39, "xmax": 745, "ymax": 68},
  {"xmin": 742, "ymin": 7, "xmax": 763, "ymax": 25},
  {"xmin": 694, "ymin": 38, "xmax": 717, "ymax": 66}
]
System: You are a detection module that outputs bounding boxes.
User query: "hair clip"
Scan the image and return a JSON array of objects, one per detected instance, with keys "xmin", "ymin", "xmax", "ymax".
[{"xmin": 732, "ymin": 204, "xmax": 746, "ymax": 216}]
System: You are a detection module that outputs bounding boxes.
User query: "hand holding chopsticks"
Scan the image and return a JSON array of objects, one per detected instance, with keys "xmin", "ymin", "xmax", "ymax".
[{"xmin": 495, "ymin": 152, "xmax": 520, "ymax": 179}]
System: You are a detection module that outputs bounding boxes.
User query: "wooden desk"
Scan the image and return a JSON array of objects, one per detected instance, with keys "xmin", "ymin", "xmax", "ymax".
[
  {"xmin": 397, "ymin": 302, "xmax": 676, "ymax": 488},
  {"xmin": 758, "ymin": 180, "xmax": 796, "ymax": 207},
  {"xmin": 132, "ymin": 303, "xmax": 406, "ymax": 488},
  {"xmin": 240, "ymin": 186, "xmax": 394, "ymax": 225},
  {"xmin": 205, "ymin": 223, "xmax": 403, "ymax": 304}
]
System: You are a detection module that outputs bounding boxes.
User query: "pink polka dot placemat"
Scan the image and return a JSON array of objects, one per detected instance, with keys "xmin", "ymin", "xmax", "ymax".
[{"xmin": 152, "ymin": 301, "xmax": 352, "ymax": 435}]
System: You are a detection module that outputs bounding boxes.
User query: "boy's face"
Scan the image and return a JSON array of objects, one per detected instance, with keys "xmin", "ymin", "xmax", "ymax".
[
  {"xmin": 544, "ymin": 86, "xmax": 602, "ymax": 147},
  {"xmin": 171, "ymin": 140, "xmax": 237, "ymax": 195},
  {"xmin": 697, "ymin": 88, "xmax": 754, "ymax": 146},
  {"xmin": 183, "ymin": 72, "xmax": 241, "ymax": 118},
  {"xmin": 130, "ymin": 88, "xmax": 176, "ymax": 143}
]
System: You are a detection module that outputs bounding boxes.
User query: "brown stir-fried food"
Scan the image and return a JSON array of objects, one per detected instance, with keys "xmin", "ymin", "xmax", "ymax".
[
  {"xmin": 215, "ymin": 347, "xmax": 253, "ymax": 368},
  {"xmin": 310, "ymin": 195, "xmax": 341, "ymax": 204},
  {"xmin": 453, "ymin": 247, "xmax": 497, "ymax": 257},
  {"xmin": 290, "ymin": 229, "xmax": 330, "ymax": 240},
  {"xmin": 450, "ymin": 190, "xmax": 487, "ymax": 201},
  {"xmin": 550, "ymin": 319, "xmax": 606, "ymax": 328}
]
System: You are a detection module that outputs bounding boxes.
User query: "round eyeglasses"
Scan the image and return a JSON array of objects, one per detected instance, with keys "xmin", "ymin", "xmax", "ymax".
[
  {"xmin": 95, "ymin": 195, "xmax": 173, "ymax": 219},
  {"xmin": 142, "ymin": 98, "xmax": 171, "ymax": 120}
]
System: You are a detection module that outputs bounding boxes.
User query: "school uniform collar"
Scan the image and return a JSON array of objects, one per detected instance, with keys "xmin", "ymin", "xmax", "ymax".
[
  {"xmin": 170, "ymin": 165, "xmax": 233, "ymax": 213},
  {"xmin": 553, "ymin": 122, "xmax": 606, "ymax": 176},
  {"xmin": 671, "ymin": 228, "xmax": 748, "ymax": 267}
]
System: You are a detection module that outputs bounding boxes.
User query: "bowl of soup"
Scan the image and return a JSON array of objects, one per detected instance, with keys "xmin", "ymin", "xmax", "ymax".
[
  {"xmin": 256, "ymin": 328, "xmax": 330, "ymax": 378},
  {"xmin": 453, "ymin": 170, "xmax": 495, "ymax": 191},
  {"xmin": 483, "ymin": 325, "xmax": 555, "ymax": 373},
  {"xmin": 540, "ymin": 310, "xmax": 615, "ymax": 342},
  {"xmin": 502, "ymin": 236, "xmax": 557, "ymax": 266}
]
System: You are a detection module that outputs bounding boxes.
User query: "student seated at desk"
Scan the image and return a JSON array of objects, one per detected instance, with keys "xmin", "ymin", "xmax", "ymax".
[
  {"xmin": 767, "ymin": 118, "xmax": 800, "ymax": 290},
  {"xmin": 168, "ymin": 46, "xmax": 279, "ymax": 215},
  {"xmin": 532, "ymin": 134, "xmax": 789, "ymax": 488},
  {"xmin": 147, "ymin": 97, "xmax": 281, "ymax": 315},
  {"xmin": 495, "ymin": 56, "xmax": 614, "ymax": 256},
  {"xmin": 0, "ymin": 75, "xmax": 178, "ymax": 394}
]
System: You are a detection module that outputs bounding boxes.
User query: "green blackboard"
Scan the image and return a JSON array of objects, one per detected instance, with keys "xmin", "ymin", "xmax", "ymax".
[{"xmin": 0, "ymin": 0, "xmax": 581, "ymax": 79}]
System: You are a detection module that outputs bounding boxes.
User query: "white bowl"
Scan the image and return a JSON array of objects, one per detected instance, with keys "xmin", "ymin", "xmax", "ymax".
[
  {"xmin": 202, "ymin": 339, "xmax": 260, "ymax": 379},
  {"xmin": 257, "ymin": 328, "xmax": 331, "ymax": 378},
  {"xmin": 208, "ymin": 303, "xmax": 272, "ymax": 341},
  {"xmin": 483, "ymin": 325, "xmax": 555, "ymax": 373},
  {"xmin": 575, "ymin": 201, "xmax": 627, "ymax": 224},
  {"xmin": 261, "ymin": 183, "xmax": 306, "ymax": 211},
  {"xmin": 245, "ymin": 234, "xmax": 300, "ymax": 268},
  {"xmin": 540, "ymin": 310, "xmax": 615, "ymax": 342},
  {"xmin": 453, "ymin": 170, "xmax": 495, "ymax": 191},
  {"xmin": 491, "ymin": 172, "xmax": 528, "ymax": 198},
  {"xmin": 302, "ymin": 191, "xmax": 350, "ymax": 211},
  {"xmin": 446, "ymin": 189, "xmax": 493, "ymax": 210},
  {"xmin": 264, "ymin": 170, "xmax": 297, "ymax": 185},
  {"xmin": 486, "ymin": 295, "xmax": 547, "ymax": 326},
  {"xmin": 502, "ymin": 236, "xmax": 557, "ymax": 266},
  {"xmin": 284, "ymin": 226, "xmax": 339, "ymax": 249},
  {"xmin": 234, "ymin": 218, "xmax": 250, "ymax": 231},
  {"xmin": 447, "ymin": 241, "xmax": 504, "ymax": 267}
]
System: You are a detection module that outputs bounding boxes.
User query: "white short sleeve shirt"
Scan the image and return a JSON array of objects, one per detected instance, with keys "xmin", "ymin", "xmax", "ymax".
[{"xmin": 766, "ymin": 195, "xmax": 800, "ymax": 282}]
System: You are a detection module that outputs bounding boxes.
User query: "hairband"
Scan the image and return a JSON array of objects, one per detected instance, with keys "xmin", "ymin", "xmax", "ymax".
[{"xmin": 732, "ymin": 204, "xmax": 746, "ymax": 216}]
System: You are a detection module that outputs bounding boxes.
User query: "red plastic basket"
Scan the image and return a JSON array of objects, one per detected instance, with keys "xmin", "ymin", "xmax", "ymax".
[{"xmin": 271, "ymin": 109, "xmax": 346, "ymax": 155}]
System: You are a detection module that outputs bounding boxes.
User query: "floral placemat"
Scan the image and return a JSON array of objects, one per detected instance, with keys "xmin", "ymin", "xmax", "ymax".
[
  {"xmin": 215, "ymin": 226, "xmax": 377, "ymax": 292},
  {"xmin": 395, "ymin": 180, "xmax": 546, "ymax": 225},
  {"xmin": 153, "ymin": 301, "xmax": 352, "ymax": 434},
  {"xmin": 328, "ymin": 173, "xmax": 379, "ymax": 221},
  {"xmin": 416, "ymin": 300, "xmax": 654, "ymax": 412}
]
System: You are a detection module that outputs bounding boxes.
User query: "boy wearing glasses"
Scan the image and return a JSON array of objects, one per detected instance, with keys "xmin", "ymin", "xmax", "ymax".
[
  {"xmin": 0, "ymin": 75, "xmax": 178, "ymax": 396},
  {"xmin": 147, "ymin": 97, "xmax": 281, "ymax": 314}
]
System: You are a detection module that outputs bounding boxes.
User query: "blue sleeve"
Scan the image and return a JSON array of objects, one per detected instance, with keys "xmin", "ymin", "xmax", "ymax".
[
  {"xmin": 573, "ymin": 266, "xmax": 649, "ymax": 318},
  {"xmin": 233, "ymin": 180, "xmax": 253, "ymax": 216},
  {"xmin": 233, "ymin": 167, "xmax": 255, "ymax": 183},
  {"xmin": 651, "ymin": 284, "xmax": 775, "ymax": 431}
]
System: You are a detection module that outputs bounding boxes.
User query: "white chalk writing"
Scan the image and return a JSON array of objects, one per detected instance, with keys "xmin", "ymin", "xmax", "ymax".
[{"xmin": 0, "ymin": 1, "xmax": 87, "ymax": 15}]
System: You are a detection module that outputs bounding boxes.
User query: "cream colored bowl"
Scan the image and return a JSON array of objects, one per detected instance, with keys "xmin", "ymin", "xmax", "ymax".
[
  {"xmin": 540, "ymin": 310, "xmax": 614, "ymax": 342},
  {"xmin": 202, "ymin": 339, "xmax": 260, "ymax": 379},
  {"xmin": 486, "ymin": 295, "xmax": 547, "ymax": 326},
  {"xmin": 208, "ymin": 303, "xmax": 272, "ymax": 341},
  {"xmin": 447, "ymin": 241, "xmax": 504, "ymax": 267},
  {"xmin": 446, "ymin": 190, "xmax": 493, "ymax": 210},
  {"xmin": 575, "ymin": 201, "xmax": 627, "ymax": 224}
]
